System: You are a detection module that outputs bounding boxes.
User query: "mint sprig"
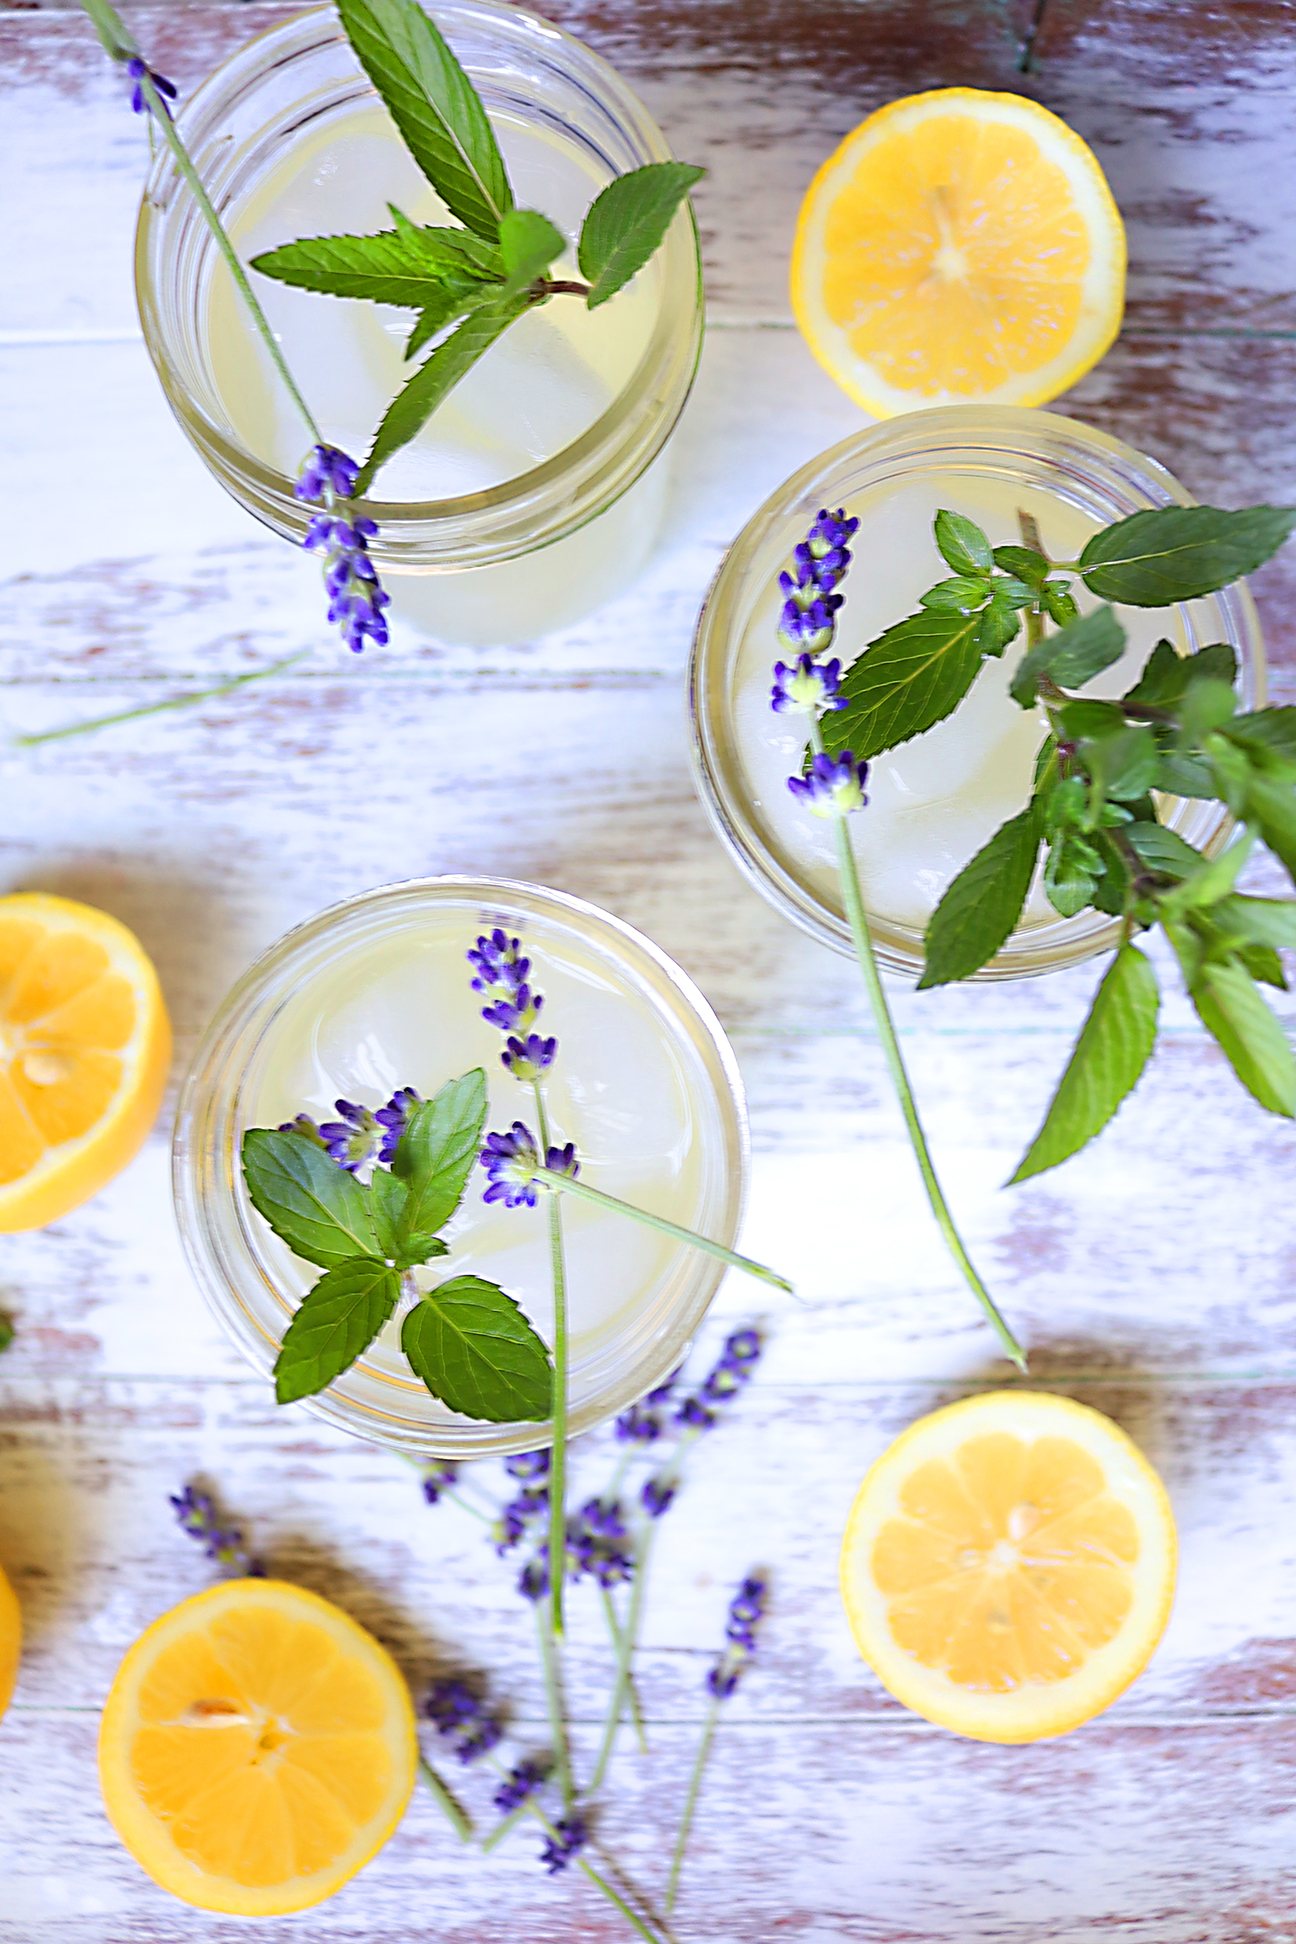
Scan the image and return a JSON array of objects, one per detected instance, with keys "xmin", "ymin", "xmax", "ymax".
[
  {"xmin": 243, "ymin": 1069, "xmax": 552, "ymax": 1420},
  {"xmin": 859, "ymin": 498, "xmax": 1296, "ymax": 1174},
  {"xmin": 244, "ymin": 0, "xmax": 704, "ymax": 493}
]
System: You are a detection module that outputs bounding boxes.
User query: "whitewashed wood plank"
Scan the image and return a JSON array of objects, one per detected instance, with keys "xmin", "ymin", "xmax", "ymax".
[
  {"xmin": 3, "ymin": 1374, "xmax": 1296, "ymax": 1726},
  {"xmin": 5, "ymin": 2, "xmax": 1296, "ymax": 334}
]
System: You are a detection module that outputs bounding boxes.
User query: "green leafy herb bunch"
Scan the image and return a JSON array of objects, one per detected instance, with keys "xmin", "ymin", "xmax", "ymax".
[{"xmin": 817, "ymin": 496, "xmax": 1296, "ymax": 1178}]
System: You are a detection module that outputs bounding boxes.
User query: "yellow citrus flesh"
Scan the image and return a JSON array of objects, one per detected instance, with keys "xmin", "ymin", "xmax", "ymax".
[
  {"xmin": 99, "ymin": 1579, "xmax": 418, "ymax": 1916},
  {"xmin": 791, "ymin": 89, "xmax": 1126, "ymax": 416},
  {"xmin": 841, "ymin": 1392, "xmax": 1176, "ymax": 1742},
  {"xmin": 0, "ymin": 1562, "xmax": 20, "ymax": 1721},
  {"xmin": 0, "ymin": 893, "xmax": 171, "ymax": 1231}
]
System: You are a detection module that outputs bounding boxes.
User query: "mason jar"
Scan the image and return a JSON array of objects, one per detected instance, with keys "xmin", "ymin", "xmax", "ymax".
[
  {"xmin": 689, "ymin": 405, "xmax": 1266, "ymax": 980},
  {"xmin": 172, "ymin": 877, "xmax": 748, "ymax": 1458},
  {"xmin": 136, "ymin": 2, "xmax": 704, "ymax": 647}
]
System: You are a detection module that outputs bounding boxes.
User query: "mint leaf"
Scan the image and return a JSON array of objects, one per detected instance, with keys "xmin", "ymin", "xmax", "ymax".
[
  {"xmin": 1157, "ymin": 750, "xmax": 1217, "ymax": 798},
  {"xmin": 919, "ymin": 805, "xmax": 1041, "ymax": 989},
  {"xmin": 498, "ymin": 208, "xmax": 565, "ymax": 296},
  {"xmin": 973, "ymin": 599, "xmax": 1022, "ymax": 658},
  {"xmin": 1214, "ymin": 894, "xmax": 1296, "ymax": 951},
  {"xmin": 825, "ymin": 608, "xmax": 986, "ymax": 761},
  {"xmin": 273, "ymin": 1255, "xmax": 400, "ymax": 1403},
  {"xmin": 369, "ymin": 1165, "xmax": 449, "ymax": 1268},
  {"xmin": 242, "ymin": 1128, "xmax": 378, "ymax": 1267},
  {"xmin": 1009, "ymin": 604, "xmax": 1126, "ymax": 708},
  {"xmin": 0, "ymin": 1312, "xmax": 13, "ymax": 1354},
  {"xmin": 1087, "ymin": 723, "xmax": 1159, "ymax": 802},
  {"xmin": 391, "ymin": 1069, "xmax": 489, "ymax": 1241},
  {"xmin": 1010, "ymin": 944, "xmax": 1160, "ymax": 1181},
  {"xmin": 250, "ymin": 225, "xmax": 500, "ymax": 305},
  {"xmin": 336, "ymin": 0, "xmax": 513, "ymax": 241},
  {"xmin": 1044, "ymin": 829, "xmax": 1105, "ymax": 917},
  {"xmin": 1237, "ymin": 767, "xmax": 1296, "ymax": 887},
  {"xmin": 934, "ymin": 509, "xmax": 994, "ymax": 575},
  {"xmin": 1163, "ymin": 832, "xmax": 1253, "ymax": 912},
  {"xmin": 402, "ymin": 1277, "xmax": 553, "ymax": 1421},
  {"xmin": 918, "ymin": 575, "xmax": 991, "ymax": 613},
  {"xmin": 1124, "ymin": 822, "xmax": 1204, "ymax": 879},
  {"xmin": 403, "ymin": 281, "xmax": 494, "ymax": 360},
  {"xmin": 1124, "ymin": 639, "xmax": 1238, "ymax": 709},
  {"xmin": 993, "ymin": 544, "xmax": 1050, "ymax": 589},
  {"xmin": 578, "ymin": 161, "xmax": 705, "ymax": 308},
  {"xmin": 354, "ymin": 292, "xmax": 531, "ymax": 493},
  {"xmin": 1225, "ymin": 707, "xmax": 1296, "ymax": 766},
  {"xmin": 1191, "ymin": 958, "xmax": 1296, "ymax": 1116},
  {"xmin": 1078, "ymin": 505, "xmax": 1296, "ymax": 605}
]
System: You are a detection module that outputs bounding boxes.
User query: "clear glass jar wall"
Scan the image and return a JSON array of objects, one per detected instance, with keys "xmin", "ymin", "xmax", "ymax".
[
  {"xmin": 136, "ymin": 1, "xmax": 704, "ymax": 646},
  {"xmin": 173, "ymin": 878, "xmax": 748, "ymax": 1458},
  {"xmin": 689, "ymin": 406, "xmax": 1266, "ymax": 981}
]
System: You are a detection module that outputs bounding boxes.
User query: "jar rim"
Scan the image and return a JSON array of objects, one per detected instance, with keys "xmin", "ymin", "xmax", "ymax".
[
  {"xmin": 688, "ymin": 404, "xmax": 1267, "ymax": 981},
  {"xmin": 172, "ymin": 874, "xmax": 750, "ymax": 1457},
  {"xmin": 134, "ymin": 0, "xmax": 704, "ymax": 561}
]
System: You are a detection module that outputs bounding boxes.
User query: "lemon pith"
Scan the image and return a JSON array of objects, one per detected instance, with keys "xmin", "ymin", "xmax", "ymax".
[
  {"xmin": 791, "ymin": 88, "xmax": 1126, "ymax": 417},
  {"xmin": 840, "ymin": 1392, "xmax": 1176, "ymax": 1743},
  {"xmin": 98, "ymin": 1579, "xmax": 418, "ymax": 1915},
  {"xmin": 0, "ymin": 893, "xmax": 171, "ymax": 1231}
]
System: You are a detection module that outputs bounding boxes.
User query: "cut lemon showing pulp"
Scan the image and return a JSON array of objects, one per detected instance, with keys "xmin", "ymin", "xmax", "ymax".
[
  {"xmin": 841, "ymin": 1392, "xmax": 1175, "ymax": 1742},
  {"xmin": 0, "ymin": 1561, "xmax": 20, "ymax": 1722},
  {"xmin": 792, "ymin": 89, "xmax": 1126, "ymax": 416},
  {"xmin": 99, "ymin": 1579, "xmax": 418, "ymax": 1915},
  {"xmin": 0, "ymin": 893, "xmax": 171, "ymax": 1231}
]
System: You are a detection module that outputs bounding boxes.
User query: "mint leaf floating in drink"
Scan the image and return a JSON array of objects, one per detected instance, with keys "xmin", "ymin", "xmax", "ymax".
[
  {"xmin": 242, "ymin": 1126, "xmax": 380, "ymax": 1267},
  {"xmin": 336, "ymin": 0, "xmax": 513, "ymax": 241},
  {"xmin": 402, "ymin": 1277, "xmax": 553, "ymax": 1423},
  {"xmin": 1010, "ymin": 944, "xmax": 1161, "ymax": 1182},
  {"xmin": 497, "ymin": 209, "xmax": 567, "ymax": 298},
  {"xmin": 274, "ymin": 1255, "xmax": 402, "ymax": 1404},
  {"xmin": 826, "ymin": 607, "xmax": 998, "ymax": 760},
  {"xmin": 578, "ymin": 161, "xmax": 706, "ymax": 307},
  {"xmin": 1009, "ymin": 603, "xmax": 1126, "ymax": 707},
  {"xmin": 1076, "ymin": 504, "xmax": 1296, "ymax": 605},
  {"xmin": 390, "ymin": 1069, "xmax": 489, "ymax": 1241},
  {"xmin": 249, "ymin": 222, "xmax": 503, "ymax": 305},
  {"xmin": 933, "ymin": 507, "xmax": 995, "ymax": 576},
  {"xmin": 919, "ymin": 803, "xmax": 1043, "ymax": 988}
]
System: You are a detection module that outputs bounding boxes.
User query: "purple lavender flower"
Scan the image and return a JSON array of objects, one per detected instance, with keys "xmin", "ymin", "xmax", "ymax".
[
  {"xmin": 170, "ymin": 1485, "xmax": 260, "ymax": 1574},
  {"xmin": 425, "ymin": 1679, "xmax": 503, "ymax": 1764},
  {"xmin": 468, "ymin": 929, "xmax": 530, "ymax": 997},
  {"xmin": 504, "ymin": 1448, "xmax": 551, "ymax": 1481},
  {"xmin": 564, "ymin": 1502, "xmax": 634, "ymax": 1587},
  {"xmin": 674, "ymin": 1328, "xmax": 764, "ymax": 1431},
  {"xmin": 777, "ymin": 595, "xmax": 840, "ymax": 656},
  {"xmin": 494, "ymin": 1760, "xmax": 547, "ymax": 1814},
  {"xmin": 278, "ymin": 1112, "xmax": 328, "ymax": 1149},
  {"xmin": 420, "ymin": 1460, "xmax": 460, "ymax": 1506},
  {"xmin": 296, "ymin": 450, "xmax": 389, "ymax": 653},
  {"xmin": 126, "ymin": 55, "xmax": 177, "ymax": 118},
  {"xmin": 540, "ymin": 1816, "xmax": 587, "ymax": 1875},
  {"xmin": 771, "ymin": 653, "xmax": 846, "ymax": 715},
  {"xmin": 707, "ymin": 1572, "xmax": 768, "ymax": 1699},
  {"xmin": 502, "ymin": 1033, "xmax": 557, "ymax": 1081},
  {"xmin": 545, "ymin": 1142, "xmax": 579, "ymax": 1181},
  {"xmin": 481, "ymin": 1123, "xmax": 544, "ymax": 1208},
  {"xmin": 518, "ymin": 1557, "xmax": 549, "ymax": 1602},
  {"xmin": 615, "ymin": 1402, "xmax": 663, "ymax": 1443},
  {"xmin": 786, "ymin": 750, "xmax": 869, "ymax": 819},
  {"xmin": 375, "ymin": 1086, "xmax": 421, "ymax": 1164},
  {"xmin": 494, "ymin": 1484, "xmax": 549, "ymax": 1555},
  {"xmin": 676, "ymin": 1394, "xmax": 716, "ymax": 1431},
  {"xmin": 641, "ymin": 1474, "xmax": 677, "ymax": 1519},
  {"xmin": 724, "ymin": 1329, "xmax": 762, "ymax": 1366},
  {"xmin": 805, "ymin": 507, "xmax": 859, "ymax": 557},
  {"xmin": 318, "ymin": 1098, "xmax": 384, "ymax": 1173}
]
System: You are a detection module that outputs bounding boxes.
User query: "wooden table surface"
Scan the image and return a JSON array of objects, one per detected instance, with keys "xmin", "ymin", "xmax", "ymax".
[{"xmin": 4, "ymin": 2, "xmax": 1296, "ymax": 1938}]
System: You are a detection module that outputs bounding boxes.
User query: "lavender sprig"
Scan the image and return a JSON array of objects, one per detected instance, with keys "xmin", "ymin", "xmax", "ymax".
[
  {"xmin": 170, "ymin": 1484, "xmax": 262, "ymax": 1576},
  {"xmin": 425, "ymin": 1679, "xmax": 504, "ymax": 1765},
  {"xmin": 665, "ymin": 1571, "xmax": 769, "ymax": 1914},
  {"xmin": 298, "ymin": 458, "xmax": 391, "ymax": 653},
  {"xmin": 774, "ymin": 507, "xmax": 1026, "ymax": 1372}
]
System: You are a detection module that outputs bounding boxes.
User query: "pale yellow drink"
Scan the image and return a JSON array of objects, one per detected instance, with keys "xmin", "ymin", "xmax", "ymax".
[{"xmin": 207, "ymin": 104, "xmax": 664, "ymax": 641}]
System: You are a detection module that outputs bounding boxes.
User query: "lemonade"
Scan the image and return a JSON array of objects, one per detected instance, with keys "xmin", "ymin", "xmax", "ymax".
[{"xmin": 174, "ymin": 881, "xmax": 747, "ymax": 1454}]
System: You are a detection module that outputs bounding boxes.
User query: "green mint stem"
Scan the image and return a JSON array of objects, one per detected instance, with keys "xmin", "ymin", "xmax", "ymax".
[
  {"xmin": 664, "ymin": 1696, "xmax": 719, "ymax": 1915},
  {"xmin": 417, "ymin": 1754, "xmax": 474, "ymax": 1840},
  {"xmin": 538, "ymin": 1172, "xmax": 792, "ymax": 1296},
  {"xmin": 533, "ymin": 1599, "xmax": 574, "ymax": 1814},
  {"xmin": 132, "ymin": 65, "xmax": 322, "ymax": 445},
  {"xmin": 480, "ymin": 1800, "xmax": 530, "ymax": 1853},
  {"xmin": 590, "ymin": 1519, "xmax": 655, "ymax": 1790},
  {"xmin": 812, "ymin": 726, "xmax": 1026, "ymax": 1371},
  {"xmin": 532, "ymin": 1080, "xmax": 570, "ymax": 1648},
  {"xmin": 11, "ymin": 654, "xmax": 308, "ymax": 748}
]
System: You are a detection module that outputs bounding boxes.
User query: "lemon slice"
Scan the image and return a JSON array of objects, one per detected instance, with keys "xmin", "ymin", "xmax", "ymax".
[
  {"xmin": 791, "ymin": 88, "xmax": 1126, "ymax": 416},
  {"xmin": 0, "ymin": 1561, "xmax": 20, "ymax": 1721},
  {"xmin": 841, "ymin": 1391, "xmax": 1176, "ymax": 1742},
  {"xmin": 99, "ymin": 1578, "xmax": 418, "ymax": 1915},
  {"xmin": 0, "ymin": 893, "xmax": 171, "ymax": 1231}
]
